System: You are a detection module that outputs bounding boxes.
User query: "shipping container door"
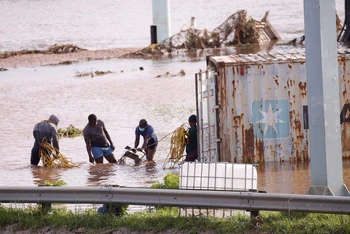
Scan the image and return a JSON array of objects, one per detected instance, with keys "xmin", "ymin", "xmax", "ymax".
[{"xmin": 196, "ymin": 70, "xmax": 219, "ymax": 162}]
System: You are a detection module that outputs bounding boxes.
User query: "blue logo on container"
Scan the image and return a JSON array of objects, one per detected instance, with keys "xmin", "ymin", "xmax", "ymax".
[{"xmin": 252, "ymin": 99, "xmax": 289, "ymax": 139}]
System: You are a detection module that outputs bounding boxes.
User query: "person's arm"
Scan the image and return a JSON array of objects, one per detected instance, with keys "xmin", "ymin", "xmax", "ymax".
[
  {"xmin": 51, "ymin": 127, "xmax": 59, "ymax": 150},
  {"xmin": 33, "ymin": 123, "xmax": 41, "ymax": 142},
  {"xmin": 142, "ymin": 135, "xmax": 151, "ymax": 149},
  {"xmin": 134, "ymin": 135, "xmax": 140, "ymax": 148},
  {"xmin": 84, "ymin": 136, "xmax": 94, "ymax": 163},
  {"xmin": 141, "ymin": 125, "xmax": 154, "ymax": 149},
  {"xmin": 134, "ymin": 127, "xmax": 140, "ymax": 149},
  {"xmin": 102, "ymin": 124, "xmax": 115, "ymax": 151}
]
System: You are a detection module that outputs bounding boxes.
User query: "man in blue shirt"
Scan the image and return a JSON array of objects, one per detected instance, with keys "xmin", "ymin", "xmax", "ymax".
[{"xmin": 134, "ymin": 119, "xmax": 158, "ymax": 162}]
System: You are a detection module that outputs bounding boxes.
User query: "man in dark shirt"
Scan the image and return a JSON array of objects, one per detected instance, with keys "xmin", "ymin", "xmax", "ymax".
[
  {"xmin": 31, "ymin": 114, "xmax": 60, "ymax": 166},
  {"xmin": 83, "ymin": 114, "xmax": 117, "ymax": 164},
  {"xmin": 134, "ymin": 119, "xmax": 158, "ymax": 162},
  {"xmin": 185, "ymin": 114, "xmax": 198, "ymax": 162}
]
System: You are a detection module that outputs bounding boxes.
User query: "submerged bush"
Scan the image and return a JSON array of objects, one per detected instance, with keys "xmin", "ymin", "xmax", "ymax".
[{"xmin": 151, "ymin": 173, "xmax": 179, "ymax": 189}]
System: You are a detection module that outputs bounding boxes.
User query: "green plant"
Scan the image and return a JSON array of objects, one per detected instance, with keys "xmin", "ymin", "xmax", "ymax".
[
  {"xmin": 41, "ymin": 179, "xmax": 67, "ymax": 186},
  {"xmin": 150, "ymin": 173, "xmax": 180, "ymax": 210},
  {"xmin": 151, "ymin": 173, "xmax": 179, "ymax": 189}
]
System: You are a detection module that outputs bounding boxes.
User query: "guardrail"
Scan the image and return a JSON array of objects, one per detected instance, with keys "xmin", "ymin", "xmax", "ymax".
[{"xmin": 0, "ymin": 186, "xmax": 350, "ymax": 214}]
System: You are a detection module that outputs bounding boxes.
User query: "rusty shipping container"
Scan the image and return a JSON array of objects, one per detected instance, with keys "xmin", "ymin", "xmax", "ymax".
[{"xmin": 196, "ymin": 52, "xmax": 350, "ymax": 163}]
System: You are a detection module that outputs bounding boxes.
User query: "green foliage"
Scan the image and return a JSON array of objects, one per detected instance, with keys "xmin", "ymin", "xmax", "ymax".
[
  {"xmin": 150, "ymin": 173, "xmax": 179, "ymax": 189},
  {"xmin": 57, "ymin": 124, "xmax": 83, "ymax": 138},
  {"xmin": 1, "ymin": 207, "xmax": 350, "ymax": 233},
  {"xmin": 39, "ymin": 179, "xmax": 67, "ymax": 186}
]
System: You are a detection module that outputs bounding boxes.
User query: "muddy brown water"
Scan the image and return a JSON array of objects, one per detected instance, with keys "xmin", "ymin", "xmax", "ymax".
[{"xmin": 1, "ymin": 0, "xmax": 350, "ymax": 212}]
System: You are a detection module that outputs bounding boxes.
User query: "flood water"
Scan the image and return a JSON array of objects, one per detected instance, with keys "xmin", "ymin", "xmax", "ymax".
[{"xmin": 1, "ymin": 0, "xmax": 350, "ymax": 199}]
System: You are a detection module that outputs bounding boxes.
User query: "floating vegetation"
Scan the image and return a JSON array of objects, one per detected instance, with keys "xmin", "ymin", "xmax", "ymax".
[
  {"xmin": 57, "ymin": 60, "xmax": 78, "ymax": 65},
  {"xmin": 94, "ymin": 70, "xmax": 113, "ymax": 76},
  {"xmin": 58, "ymin": 124, "xmax": 83, "ymax": 138},
  {"xmin": 75, "ymin": 70, "xmax": 113, "ymax": 77},
  {"xmin": 0, "ymin": 68, "xmax": 8, "ymax": 72},
  {"xmin": 0, "ymin": 44, "xmax": 86, "ymax": 59},
  {"xmin": 38, "ymin": 179, "xmax": 67, "ymax": 186},
  {"xmin": 155, "ymin": 69, "xmax": 186, "ymax": 78}
]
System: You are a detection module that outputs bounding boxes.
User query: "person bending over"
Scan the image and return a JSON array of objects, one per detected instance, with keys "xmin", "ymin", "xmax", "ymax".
[
  {"xmin": 134, "ymin": 119, "xmax": 158, "ymax": 162},
  {"xmin": 83, "ymin": 114, "xmax": 117, "ymax": 164},
  {"xmin": 31, "ymin": 114, "xmax": 60, "ymax": 166}
]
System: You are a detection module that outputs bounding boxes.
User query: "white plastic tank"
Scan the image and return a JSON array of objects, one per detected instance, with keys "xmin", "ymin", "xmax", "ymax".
[
  {"xmin": 180, "ymin": 162, "xmax": 257, "ymax": 191},
  {"xmin": 179, "ymin": 162, "xmax": 258, "ymax": 217}
]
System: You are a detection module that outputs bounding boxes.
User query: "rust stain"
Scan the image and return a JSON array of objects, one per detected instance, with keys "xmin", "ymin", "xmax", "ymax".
[
  {"xmin": 233, "ymin": 115, "xmax": 241, "ymax": 126},
  {"xmin": 298, "ymin": 81, "xmax": 306, "ymax": 90},
  {"xmin": 304, "ymin": 137, "xmax": 309, "ymax": 161},
  {"xmin": 217, "ymin": 66, "xmax": 230, "ymax": 162},
  {"xmin": 234, "ymin": 130, "xmax": 238, "ymax": 163},
  {"xmin": 294, "ymin": 118, "xmax": 303, "ymax": 162},
  {"xmin": 255, "ymin": 139, "xmax": 265, "ymax": 163},
  {"xmin": 274, "ymin": 78, "xmax": 279, "ymax": 86},
  {"xmin": 341, "ymin": 61, "xmax": 347, "ymax": 101},
  {"xmin": 341, "ymin": 125, "xmax": 350, "ymax": 151},
  {"xmin": 232, "ymin": 80, "xmax": 235, "ymax": 97},
  {"xmin": 289, "ymin": 108, "xmax": 309, "ymax": 163},
  {"xmin": 288, "ymin": 64, "xmax": 292, "ymax": 69},
  {"xmin": 242, "ymin": 125, "xmax": 255, "ymax": 163},
  {"xmin": 258, "ymin": 64, "xmax": 263, "ymax": 69},
  {"xmin": 239, "ymin": 65, "xmax": 245, "ymax": 76},
  {"xmin": 286, "ymin": 78, "xmax": 296, "ymax": 87},
  {"xmin": 298, "ymin": 81, "xmax": 307, "ymax": 98}
]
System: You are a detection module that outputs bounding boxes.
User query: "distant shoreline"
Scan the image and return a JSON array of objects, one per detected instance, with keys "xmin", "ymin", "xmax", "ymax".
[{"xmin": 0, "ymin": 47, "xmax": 141, "ymax": 68}]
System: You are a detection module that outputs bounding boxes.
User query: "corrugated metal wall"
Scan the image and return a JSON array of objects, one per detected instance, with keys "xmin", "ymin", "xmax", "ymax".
[
  {"xmin": 339, "ymin": 54, "xmax": 350, "ymax": 159},
  {"xmin": 199, "ymin": 52, "xmax": 350, "ymax": 163}
]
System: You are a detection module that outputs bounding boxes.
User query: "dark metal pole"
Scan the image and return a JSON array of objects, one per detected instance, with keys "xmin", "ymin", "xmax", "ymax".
[{"xmin": 150, "ymin": 25, "xmax": 157, "ymax": 44}]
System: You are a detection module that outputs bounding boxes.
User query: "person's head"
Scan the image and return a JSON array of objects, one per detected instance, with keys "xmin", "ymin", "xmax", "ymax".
[
  {"xmin": 49, "ymin": 114, "xmax": 59, "ymax": 126},
  {"xmin": 138, "ymin": 119, "xmax": 148, "ymax": 132},
  {"xmin": 188, "ymin": 114, "xmax": 197, "ymax": 126},
  {"xmin": 88, "ymin": 114, "xmax": 97, "ymax": 126}
]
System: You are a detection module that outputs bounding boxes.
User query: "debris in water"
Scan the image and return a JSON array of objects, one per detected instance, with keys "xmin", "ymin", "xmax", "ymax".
[
  {"xmin": 155, "ymin": 69, "xmax": 186, "ymax": 78},
  {"xmin": 58, "ymin": 124, "xmax": 83, "ymax": 138},
  {"xmin": 124, "ymin": 10, "xmax": 279, "ymax": 58},
  {"xmin": 0, "ymin": 44, "xmax": 86, "ymax": 59},
  {"xmin": 75, "ymin": 70, "xmax": 113, "ymax": 77}
]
